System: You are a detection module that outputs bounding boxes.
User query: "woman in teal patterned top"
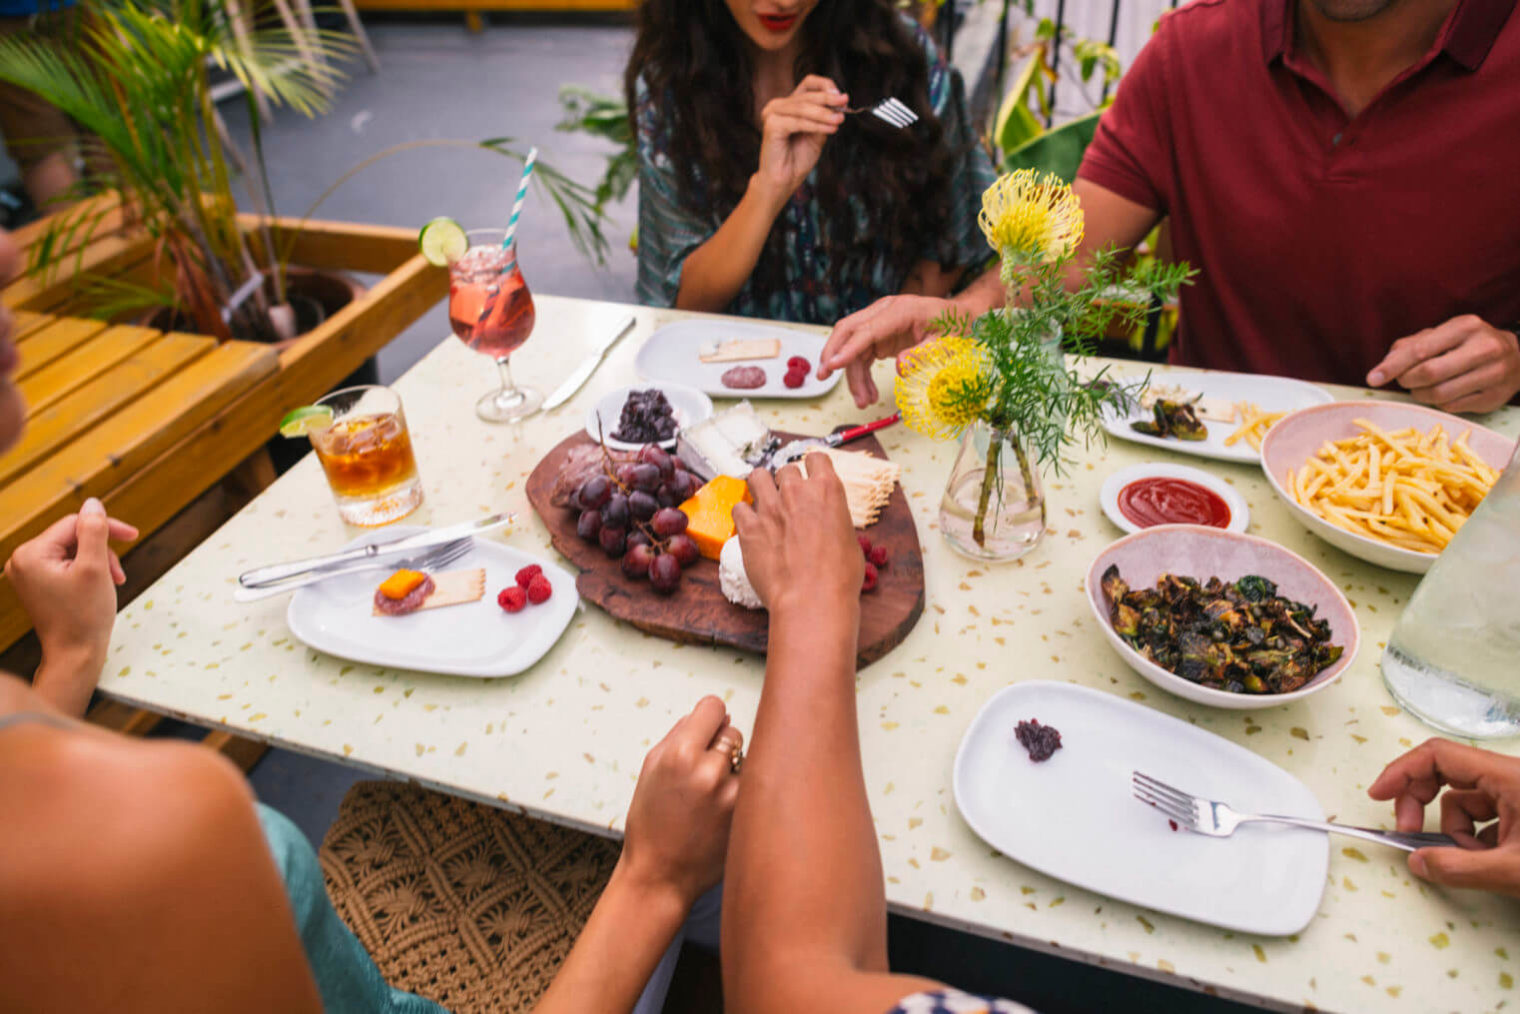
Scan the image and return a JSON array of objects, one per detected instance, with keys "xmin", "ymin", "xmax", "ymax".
[{"xmin": 626, "ymin": 0, "xmax": 999, "ymax": 327}]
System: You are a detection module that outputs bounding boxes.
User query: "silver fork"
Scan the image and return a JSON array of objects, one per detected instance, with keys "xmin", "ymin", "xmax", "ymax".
[
  {"xmin": 233, "ymin": 538, "xmax": 475, "ymax": 602},
  {"xmin": 845, "ymin": 96, "xmax": 918, "ymax": 129},
  {"xmin": 1132, "ymin": 771, "xmax": 1459, "ymax": 853}
]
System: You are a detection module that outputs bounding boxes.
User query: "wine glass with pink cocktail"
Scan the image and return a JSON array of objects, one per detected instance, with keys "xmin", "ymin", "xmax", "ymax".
[{"xmin": 449, "ymin": 228, "xmax": 541, "ymax": 423}]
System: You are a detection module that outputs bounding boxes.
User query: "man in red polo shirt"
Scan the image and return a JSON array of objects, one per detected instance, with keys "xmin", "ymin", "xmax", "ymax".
[{"xmin": 819, "ymin": 0, "xmax": 1520, "ymax": 414}]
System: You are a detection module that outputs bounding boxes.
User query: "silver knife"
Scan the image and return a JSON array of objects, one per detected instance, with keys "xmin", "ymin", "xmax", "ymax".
[
  {"xmin": 238, "ymin": 512, "xmax": 513, "ymax": 589},
  {"xmin": 543, "ymin": 314, "xmax": 637, "ymax": 410}
]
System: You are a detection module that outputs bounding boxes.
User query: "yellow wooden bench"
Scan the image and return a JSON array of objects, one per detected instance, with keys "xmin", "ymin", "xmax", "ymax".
[{"xmin": 0, "ymin": 210, "xmax": 447, "ymax": 758}]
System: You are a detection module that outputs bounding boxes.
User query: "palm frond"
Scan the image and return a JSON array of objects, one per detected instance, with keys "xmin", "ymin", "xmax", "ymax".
[{"xmin": 73, "ymin": 273, "xmax": 178, "ymax": 321}]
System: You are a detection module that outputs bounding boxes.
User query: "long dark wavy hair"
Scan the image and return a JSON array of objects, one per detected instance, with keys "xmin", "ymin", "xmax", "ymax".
[{"xmin": 625, "ymin": 0, "xmax": 963, "ymax": 308}]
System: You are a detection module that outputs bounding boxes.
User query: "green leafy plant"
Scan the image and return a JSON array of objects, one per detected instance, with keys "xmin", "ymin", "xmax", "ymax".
[
  {"xmin": 0, "ymin": 0, "xmax": 348, "ymax": 340},
  {"xmin": 556, "ymin": 86, "xmax": 635, "ymax": 211}
]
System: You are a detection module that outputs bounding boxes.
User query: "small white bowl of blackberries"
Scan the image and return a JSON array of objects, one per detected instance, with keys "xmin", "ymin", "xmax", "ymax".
[{"xmin": 587, "ymin": 383, "xmax": 713, "ymax": 452}]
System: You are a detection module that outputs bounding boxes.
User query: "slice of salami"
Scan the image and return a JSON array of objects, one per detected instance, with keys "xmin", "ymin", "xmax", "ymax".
[
  {"xmin": 721, "ymin": 365, "xmax": 767, "ymax": 390},
  {"xmin": 374, "ymin": 575, "xmax": 435, "ymax": 615}
]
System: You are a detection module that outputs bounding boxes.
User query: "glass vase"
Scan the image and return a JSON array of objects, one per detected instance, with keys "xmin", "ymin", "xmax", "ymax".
[{"xmin": 938, "ymin": 420, "xmax": 1046, "ymax": 562}]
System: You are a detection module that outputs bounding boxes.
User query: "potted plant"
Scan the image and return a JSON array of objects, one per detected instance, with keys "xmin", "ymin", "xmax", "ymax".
[
  {"xmin": 0, "ymin": 0, "xmax": 608, "ymax": 345},
  {"xmin": 894, "ymin": 169, "xmax": 1192, "ymax": 562}
]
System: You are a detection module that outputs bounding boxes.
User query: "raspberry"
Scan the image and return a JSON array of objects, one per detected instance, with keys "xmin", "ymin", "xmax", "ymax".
[
  {"xmin": 514, "ymin": 564, "xmax": 542, "ymax": 589},
  {"xmin": 497, "ymin": 586, "xmax": 527, "ymax": 613},
  {"xmin": 861, "ymin": 561, "xmax": 879, "ymax": 593},
  {"xmin": 857, "ymin": 533, "xmax": 872, "ymax": 555},
  {"xmin": 782, "ymin": 369, "xmax": 805, "ymax": 389},
  {"xmin": 787, "ymin": 356, "xmax": 810, "ymax": 373},
  {"xmin": 526, "ymin": 574, "xmax": 553, "ymax": 604},
  {"xmin": 868, "ymin": 544, "xmax": 888, "ymax": 568}
]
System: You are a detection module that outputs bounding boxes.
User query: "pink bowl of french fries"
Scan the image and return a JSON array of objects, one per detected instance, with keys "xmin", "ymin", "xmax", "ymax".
[{"xmin": 1261, "ymin": 401, "xmax": 1515, "ymax": 574}]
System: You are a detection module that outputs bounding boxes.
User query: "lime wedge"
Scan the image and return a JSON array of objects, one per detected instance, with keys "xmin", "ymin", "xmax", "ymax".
[
  {"xmin": 419, "ymin": 216, "xmax": 468, "ymax": 267},
  {"xmin": 279, "ymin": 405, "xmax": 334, "ymax": 438}
]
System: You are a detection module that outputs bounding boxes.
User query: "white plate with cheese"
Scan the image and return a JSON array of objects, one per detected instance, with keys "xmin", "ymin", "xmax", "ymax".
[
  {"xmin": 287, "ymin": 526, "xmax": 579, "ymax": 678},
  {"xmin": 1101, "ymin": 369, "xmax": 1334, "ymax": 464},
  {"xmin": 635, "ymin": 319, "xmax": 843, "ymax": 400}
]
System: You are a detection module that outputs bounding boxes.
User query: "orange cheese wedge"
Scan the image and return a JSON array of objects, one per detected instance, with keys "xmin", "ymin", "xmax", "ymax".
[
  {"xmin": 678, "ymin": 475, "xmax": 753, "ymax": 560},
  {"xmin": 378, "ymin": 568, "xmax": 428, "ymax": 600}
]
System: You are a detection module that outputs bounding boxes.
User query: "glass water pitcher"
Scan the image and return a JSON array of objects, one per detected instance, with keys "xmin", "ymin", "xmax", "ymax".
[{"xmin": 1381, "ymin": 438, "xmax": 1520, "ymax": 738}]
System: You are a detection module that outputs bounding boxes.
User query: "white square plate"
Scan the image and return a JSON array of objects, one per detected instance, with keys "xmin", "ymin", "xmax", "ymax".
[
  {"xmin": 287, "ymin": 527, "xmax": 578, "ymax": 678},
  {"xmin": 953, "ymin": 681, "xmax": 1328, "ymax": 935},
  {"xmin": 635, "ymin": 319, "xmax": 843, "ymax": 400},
  {"xmin": 1102, "ymin": 369, "xmax": 1334, "ymax": 463}
]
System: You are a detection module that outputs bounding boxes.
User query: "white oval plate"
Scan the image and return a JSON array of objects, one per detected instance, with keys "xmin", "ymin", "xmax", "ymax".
[
  {"xmin": 1099, "ymin": 462, "xmax": 1249, "ymax": 534},
  {"xmin": 634, "ymin": 319, "xmax": 842, "ymax": 400},
  {"xmin": 953, "ymin": 680, "xmax": 1328, "ymax": 935},
  {"xmin": 1102, "ymin": 369, "xmax": 1334, "ymax": 463},
  {"xmin": 586, "ymin": 382, "xmax": 714, "ymax": 452},
  {"xmin": 287, "ymin": 526, "xmax": 579, "ymax": 678}
]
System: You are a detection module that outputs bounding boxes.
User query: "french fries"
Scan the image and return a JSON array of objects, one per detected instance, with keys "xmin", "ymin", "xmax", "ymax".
[
  {"xmin": 1225, "ymin": 403, "xmax": 1287, "ymax": 451},
  {"xmin": 1288, "ymin": 420, "xmax": 1498, "ymax": 554}
]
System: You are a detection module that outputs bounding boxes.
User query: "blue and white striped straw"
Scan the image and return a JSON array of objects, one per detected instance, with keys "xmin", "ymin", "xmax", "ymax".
[{"xmin": 501, "ymin": 146, "xmax": 538, "ymax": 261}]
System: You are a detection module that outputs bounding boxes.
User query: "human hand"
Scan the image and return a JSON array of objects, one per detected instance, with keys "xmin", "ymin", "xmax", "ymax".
[
  {"xmin": 1367, "ymin": 315, "xmax": 1520, "ymax": 414},
  {"xmin": 754, "ymin": 75, "xmax": 846, "ymax": 205},
  {"xmin": 733, "ymin": 453, "xmax": 862, "ymax": 617},
  {"xmin": 818, "ymin": 294, "xmax": 957, "ymax": 407},
  {"xmin": 6, "ymin": 498, "xmax": 138, "ymax": 714},
  {"xmin": 1367, "ymin": 738, "xmax": 1520, "ymax": 897},
  {"xmin": 619, "ymin": 695, "xmax": 742, "ymax": 906}
]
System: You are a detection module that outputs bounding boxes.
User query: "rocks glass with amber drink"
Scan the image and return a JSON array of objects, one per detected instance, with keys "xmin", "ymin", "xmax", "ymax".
[
  {"xmin": 309, "ymin": 385, "xmax": 423, "ymax": 526},
  {"xmin": 449, "ymin": 229, "xmax": 540, "ymax": 423}
]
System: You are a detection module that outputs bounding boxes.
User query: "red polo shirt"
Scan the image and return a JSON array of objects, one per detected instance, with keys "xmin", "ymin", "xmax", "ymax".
[{"xmin": 1077, "ymin": 0, "xmax": 1520, "ymax": 386}]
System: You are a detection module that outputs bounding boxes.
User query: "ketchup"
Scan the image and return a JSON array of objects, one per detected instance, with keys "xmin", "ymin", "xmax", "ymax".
[{"xmin": 1118, "ymin": 477, "xmax": 1232, "ymax": 529}]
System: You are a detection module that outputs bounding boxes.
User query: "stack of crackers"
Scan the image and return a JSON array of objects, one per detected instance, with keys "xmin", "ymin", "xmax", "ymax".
[{"xmin": 801, "ymin": 449, "xmax": 901, "ymax": 527}]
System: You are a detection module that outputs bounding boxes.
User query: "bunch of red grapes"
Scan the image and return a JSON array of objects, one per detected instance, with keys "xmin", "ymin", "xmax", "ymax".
[{"xmin": 570, "ymin": 444, "xmax": 702, "ymax": 594}]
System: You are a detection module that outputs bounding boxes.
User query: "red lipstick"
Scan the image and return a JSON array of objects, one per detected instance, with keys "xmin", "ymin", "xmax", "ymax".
[{"xmin": 757, "ymin": 12, "xmax": 797, "ymax": 32}]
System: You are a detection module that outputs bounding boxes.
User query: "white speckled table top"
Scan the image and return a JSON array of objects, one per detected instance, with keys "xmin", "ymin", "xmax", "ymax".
[{"xmin": 105, "ymin": 295, "xmax": 1520, "ymax": 1013}]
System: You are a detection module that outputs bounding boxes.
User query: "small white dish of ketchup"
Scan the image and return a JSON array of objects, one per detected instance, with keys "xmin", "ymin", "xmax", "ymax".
[{"xmin": 1100, "ymin": 462, "xmax": 1248, "ymax": 535}]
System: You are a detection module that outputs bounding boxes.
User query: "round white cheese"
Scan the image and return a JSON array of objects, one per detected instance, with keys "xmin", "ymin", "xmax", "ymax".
[{"xmin": 718, "ymin": 536, "xmax": 764, "ymax": 610}]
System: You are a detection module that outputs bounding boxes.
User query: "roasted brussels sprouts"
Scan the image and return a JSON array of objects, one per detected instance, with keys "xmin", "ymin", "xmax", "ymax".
[{"xmin": 1102, "ymin": 566, "xmax": 1343, "ymax": 696}]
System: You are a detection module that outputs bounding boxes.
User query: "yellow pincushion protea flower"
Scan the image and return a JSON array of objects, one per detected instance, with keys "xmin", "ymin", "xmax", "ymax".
[
  {"xmin": 895, "ymin": 335, "xmax": 994, "ymax": 440},
  {"xmin": 978, "ymin": 169, "xmax": 1085, "ymax": 266}
]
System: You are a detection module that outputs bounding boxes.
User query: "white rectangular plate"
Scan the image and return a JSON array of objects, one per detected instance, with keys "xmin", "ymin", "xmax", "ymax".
[
  {"xmin": 635, "ymin": 319, "xmax": 843, "ymax": 400},
  {"xmin": 287, "ymin": 527, "xmax": 578, "ymax": 678},
  {"xmin": 1103, "ymin": 369, "xmax": 1334, "ymax": 463},
  {"xmin": 953, "ymin": 681, "xmax": 1328, "ymax": 935}
]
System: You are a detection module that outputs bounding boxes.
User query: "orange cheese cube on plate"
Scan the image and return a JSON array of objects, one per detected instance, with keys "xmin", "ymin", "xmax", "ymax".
[
  {"xmin": 378, "ymin": 568, "xmax": 428, "ymax": 600},
  {"xmin": 678, "ymin": 475, "xmax": 753, "ymax": 560}
]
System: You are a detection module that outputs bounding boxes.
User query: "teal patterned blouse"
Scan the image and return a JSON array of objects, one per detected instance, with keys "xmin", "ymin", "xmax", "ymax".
[{"xmin": 634, "ymin": 27, "xmax": 997, "ymax": 326}]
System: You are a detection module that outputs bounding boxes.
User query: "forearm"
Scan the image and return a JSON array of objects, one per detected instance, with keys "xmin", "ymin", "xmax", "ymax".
[
  {"xmin": 675, "ymin": 176, "xmax": 787, "ymax": 313},
  {"xmin": 534, "ymin": 859, "xmax": 690, "ymax": 1014},
  {"xmin": 900, "ymin": 261, "xmax": 954, "ymax": 299},
  {"xmin": 949, "ymin": 264, "xmax": 1005, "ymax": 316},
  {"xmin": 32, "ymin": 644, "xmax": 102, "ymax": 718},
  {"xmin": 724, "ymin": 597, "xmax": 887, "ymax": 984}
]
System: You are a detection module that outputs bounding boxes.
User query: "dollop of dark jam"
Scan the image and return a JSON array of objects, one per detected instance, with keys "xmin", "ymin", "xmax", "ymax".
[{"xmin": 1014, "ymin": 719, "xmax": 1062, "ymax": 762}]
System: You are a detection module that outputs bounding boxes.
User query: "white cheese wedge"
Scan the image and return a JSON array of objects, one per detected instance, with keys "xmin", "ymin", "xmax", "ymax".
[
  {"xmin": 677, "ymin": 401, "xmax": 773, "ymax": 479},
  {"xmin": 1193, "ymin": 396, "xmax": 1237, "ymax": 424}
]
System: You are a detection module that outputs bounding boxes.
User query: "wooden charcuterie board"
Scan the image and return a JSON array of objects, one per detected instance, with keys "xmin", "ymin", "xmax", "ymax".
[{"xmin": 524, "ymin": 431, "xmax": 924, "ymax": 667}]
